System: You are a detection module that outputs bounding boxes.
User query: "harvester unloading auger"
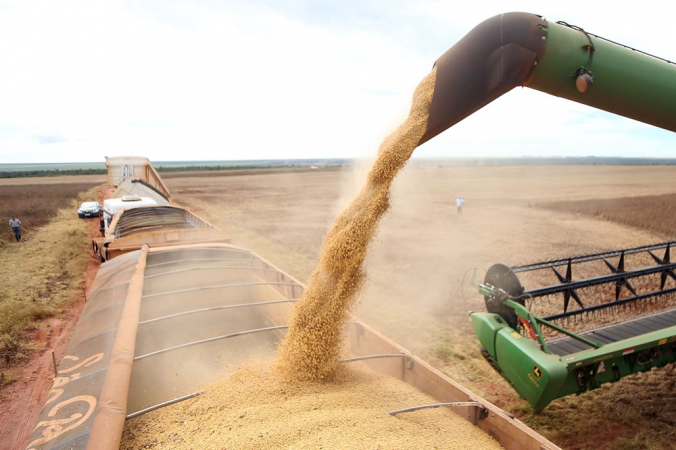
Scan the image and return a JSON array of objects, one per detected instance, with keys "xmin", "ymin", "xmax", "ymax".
[
  {"xmin": 418, "ymin": 12, "xmax": 676, "ymax": 145},
  {"xmin": 419, "ymin": 12, "xmax": 676, "ymax": 411}
]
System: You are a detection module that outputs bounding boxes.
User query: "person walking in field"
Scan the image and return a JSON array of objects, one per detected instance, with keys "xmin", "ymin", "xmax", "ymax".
[
  {"xmin": 9, "ymin": 216, "xmax": 21, "ymax": 241},
  {"xmin": 455, "ymin": 197, "xmax": 465, "ymax": 214}
]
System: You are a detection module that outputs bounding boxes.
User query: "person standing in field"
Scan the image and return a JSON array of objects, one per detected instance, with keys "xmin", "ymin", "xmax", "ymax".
[
  {"xmin": 9, "ymin": 216, "xmax": 21, "ymax": 241},
  {"xmin": 455, "ymin": 197, "xmax": 465, "ymax": 214}
]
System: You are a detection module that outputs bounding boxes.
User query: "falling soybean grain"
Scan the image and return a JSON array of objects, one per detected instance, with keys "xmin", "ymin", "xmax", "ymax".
[{"xmin": 276, "ymin": 69, "xmax": 437, "ymax": 381}]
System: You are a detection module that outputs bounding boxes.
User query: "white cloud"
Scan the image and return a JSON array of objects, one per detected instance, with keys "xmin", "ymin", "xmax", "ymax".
[{"xmin": 0, "ymin": 0, "xmax": 674, "ymax": 163}]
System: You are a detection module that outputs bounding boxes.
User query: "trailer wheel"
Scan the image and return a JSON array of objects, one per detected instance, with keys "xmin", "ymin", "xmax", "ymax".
[{"xmin": 93, "ymin": 242, "xmax": 105, "ymax": 262}]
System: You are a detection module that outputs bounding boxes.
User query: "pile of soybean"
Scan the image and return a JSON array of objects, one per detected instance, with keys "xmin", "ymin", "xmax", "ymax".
[
  {"xmin": 121, "ymin": 69, "xmax": 500, "ymax": 448},
  {"xmin": 122, "ymin": 363, "xmax": 501, "ymax": 449}
]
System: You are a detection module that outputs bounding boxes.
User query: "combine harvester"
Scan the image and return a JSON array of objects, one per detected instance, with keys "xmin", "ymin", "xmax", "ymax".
[{"xmin": 28, "ymin": 12, "xmax": 675, "ymax": 450}]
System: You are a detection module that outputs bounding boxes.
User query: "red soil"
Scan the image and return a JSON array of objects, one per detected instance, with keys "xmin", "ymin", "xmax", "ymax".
[{"xmin": 0, "ymin": 187, "xmax": 111, "ymax": 450}]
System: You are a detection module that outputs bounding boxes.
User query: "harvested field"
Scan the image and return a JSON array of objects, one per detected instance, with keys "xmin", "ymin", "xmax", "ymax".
[
  {"xmin": 0, "ymin": 182, "xmax": 101, "ymax": 247},
  {"xmin": 540, "ymin": 193, "xmax": 676, "ymax": 239},
  {"xmin": 0, "ymin": 174, "xmax": 106, "ymax": 187},
  {"xmin": 164, "ymin": 163, "xmax": 676, "ymax": 449},
  {"xmin": 160, "ymin": 167, "xmax": 338, "ymax": 180}
]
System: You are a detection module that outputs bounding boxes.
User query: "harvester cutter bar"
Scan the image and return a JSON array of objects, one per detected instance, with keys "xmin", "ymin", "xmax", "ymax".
[
  {"xmin": 544, "ymin": 287, "xmax": 676, "ymax": 321},
  {"xmin": 545, "ymin": 306, "xmax": 676, "ymax": 356}
]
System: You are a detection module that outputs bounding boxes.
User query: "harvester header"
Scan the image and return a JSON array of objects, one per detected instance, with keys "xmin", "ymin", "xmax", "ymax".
[{"xmin": 471, "ymin": 242, "xmax": 676, "ymax": 411}]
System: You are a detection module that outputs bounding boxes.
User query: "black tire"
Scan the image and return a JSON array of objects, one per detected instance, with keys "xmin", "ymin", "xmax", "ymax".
[{"xmin": 93, "ymin": 242, "xmax": 106, "ymax": 262}]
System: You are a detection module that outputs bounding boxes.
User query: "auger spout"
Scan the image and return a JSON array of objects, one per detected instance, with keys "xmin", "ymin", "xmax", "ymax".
[{"xmin": 419, "ymin": 12, "xmax": 676, "ymax": 145}]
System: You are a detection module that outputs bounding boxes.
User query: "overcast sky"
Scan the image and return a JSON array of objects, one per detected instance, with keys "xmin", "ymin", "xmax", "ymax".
[{"xmin": 1, "ymin": 0, "xmax": 675, "ymax": 164}]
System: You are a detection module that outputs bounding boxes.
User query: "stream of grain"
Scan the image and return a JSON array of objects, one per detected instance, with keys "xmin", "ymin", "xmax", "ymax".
[{"xmin": 276, "ymin": 69, "xmax": 437, "ymax": 381}]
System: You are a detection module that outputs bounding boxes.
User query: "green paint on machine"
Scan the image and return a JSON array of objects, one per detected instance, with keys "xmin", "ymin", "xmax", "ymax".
[
  {"xmin": 470, "ymin": 310, "xmax": 676, "ymax": 411},
  {"xmin": 468, "ymin": 244, "xmax": 676, "ymax": 412}
]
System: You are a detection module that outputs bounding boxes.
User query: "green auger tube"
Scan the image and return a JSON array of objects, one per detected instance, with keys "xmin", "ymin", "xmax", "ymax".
[{"xmin": 419, "ymin": 12, "xmax": 676, "ymax": 145}]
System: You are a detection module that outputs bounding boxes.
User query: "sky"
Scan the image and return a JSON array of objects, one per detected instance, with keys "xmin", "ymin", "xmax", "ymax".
[{"xmin": 0, "ymin": 0, "xmax": 675, "ymax": 164}]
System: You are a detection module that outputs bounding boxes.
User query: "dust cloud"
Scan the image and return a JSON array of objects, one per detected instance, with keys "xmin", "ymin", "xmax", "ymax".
[{"xmin": 355, "ymin": 164, "xmax": 469, "ymax": 352}]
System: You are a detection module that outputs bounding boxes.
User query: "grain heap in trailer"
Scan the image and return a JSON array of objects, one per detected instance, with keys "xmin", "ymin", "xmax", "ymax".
[{"xmin": 27, "ymin": 12, "xmax": 676, "ymax": 450}]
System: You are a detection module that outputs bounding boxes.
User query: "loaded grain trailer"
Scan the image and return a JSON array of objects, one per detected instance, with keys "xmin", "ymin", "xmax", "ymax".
[
  {"xmin": 97, "ymin": 206, "xmax": 231, "ymax": 261},
  {"xmin": 92, "ymin": 196, "xmax": 160, "ymax": 259},
  {"xmin": 27, "ymin": 243, "xmax": 559, "ymax": 450}
]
